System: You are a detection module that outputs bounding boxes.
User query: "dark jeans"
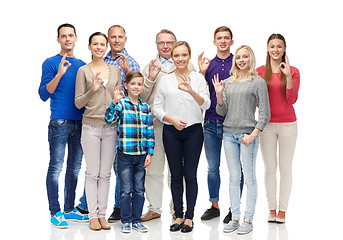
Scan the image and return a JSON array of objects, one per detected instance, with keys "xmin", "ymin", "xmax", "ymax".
[
  {"xmin": 117, "ymin": 151, "xmax": 146, "ymax": 224},
  {"xmin": 163, "ymin": 123, "xmax": 203, "ymax": 220},
  {"xmin": 47, "ymin": 119, "xmax": 83, "ymax": 216}
]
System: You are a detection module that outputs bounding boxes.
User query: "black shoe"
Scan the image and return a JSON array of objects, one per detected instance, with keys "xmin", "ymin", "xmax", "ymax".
[
  {"xmin": 223, "ymin": 207, "xmax": 232, "ymax": 224},
  {"xmin": 108, "ymin": 207, "xmax": 121, "ymax": 222},
  {"xmin": 201, "ymin": 206, "xmax": 220, "ymax": 220},
  {"xmin": 170, "ymin": 222, "xmax": 184, "ymax": 232},
  {"xmin": 181, "ymin": 221, "xmax": 194, "ymax": 233}
]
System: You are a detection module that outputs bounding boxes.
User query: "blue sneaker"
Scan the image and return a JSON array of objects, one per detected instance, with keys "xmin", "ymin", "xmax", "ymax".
[
  {"xmin": 132, "ymin": 222, "xmax": 148, "ymax": 233},
  {"xmin": 51, "ymin": 211, "xmax": 68, "ymax": 229},
  {"xmin": 64, "ymin": 208, "xmax": 89, "ymax": 222},
  {"xmin": 121, "ymin": 223, "xmax": 132, "ymax": 233}
]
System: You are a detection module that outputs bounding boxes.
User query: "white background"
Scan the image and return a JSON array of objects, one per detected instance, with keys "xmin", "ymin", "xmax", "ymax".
[{"xmin": 1, "ymin": 0, "xmax": 342, "ymax": 239}]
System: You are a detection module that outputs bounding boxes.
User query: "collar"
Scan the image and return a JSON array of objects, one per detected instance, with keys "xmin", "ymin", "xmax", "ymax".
[
  {"xmin": 214, "ymin": 53, "xmax": 233, "ymax": 62},
  {"xmin": 159, "ymin": 55, "xmax": 173, "ymax": 64},
  {"xmin": 104, "ymin": 48, "xmax": 128, "ymax": 61},
  {"xmin": 123, "ymin": 96, "xmax": 142, "ymax": 105}
]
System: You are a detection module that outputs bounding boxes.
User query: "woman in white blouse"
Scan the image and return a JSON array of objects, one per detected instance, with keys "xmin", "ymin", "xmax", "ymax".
[{"xmin": 153, "ymin": 41, "xmax": 210, "ymax": 233}]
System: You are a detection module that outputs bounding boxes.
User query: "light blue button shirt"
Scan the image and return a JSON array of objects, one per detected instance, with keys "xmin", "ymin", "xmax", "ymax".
[{"xmin": 159, "ymin": 56, "xmax": 173, "ymax": 72}]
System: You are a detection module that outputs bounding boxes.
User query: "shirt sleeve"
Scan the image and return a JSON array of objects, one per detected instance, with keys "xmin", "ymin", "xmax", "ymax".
[
  {"xmin": 197, "ymin": 74, "xmax": 211, "ymax": 110},
  {"xmin": 152, "ymin": 78, "xmax": 166, "ymax": 122},
  {"xmin": 38, "ymin": 59, "xmax": 56, "ymax": 102},
  {"xmin": 256, "ymin": 79, "xmax": 271, "ymax": 131},
  {"xmin": 146, "ymin": 106, "xmax": 155, "ymax": 155},
  {"xmin": 285, "ymin": 67, "xmax": 300, "ymax": 105},
  {"xmin": 216, "ymin": 79, "xmax": 229, "ymax": 117},
  {"xmin": 105, "ymin": 101, "xmax": 122, "ymax": 124},
  {"xmin": 74, "ymin": 67, "xmax": 96, "ymax": 109}
]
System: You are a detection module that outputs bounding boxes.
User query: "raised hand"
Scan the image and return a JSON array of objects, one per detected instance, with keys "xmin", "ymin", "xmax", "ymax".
[
  {"xmin": 198, "ymin": 51, "xmax": 211, "ymax": 75},
  {"xmin": 278, "ymin": 55, "xmax": 291, "ymax": 76},
  {"xmin": 91, "ymin": 72, "xmax": 104, "ymax": 93},
  {"xmin": 148, "ymin": 59, "xmax": 161, "ymax": 81},
  {"xmin": 212, "ymin": 73, "xmax": 225, "ymax": 94},
  {"xmin": 178, "ymin": 74, "xmax": 192, "ymax": 93},
  {"xmin": 57, "ymin": 53, "xmax": 72, "ymax": 77},
  {"xmin": 112, "ymin": 85, "xmax": 125, "ymax": 104},
  {"xmin": 116, "ymin": 53, "xmax": 130, "ymax": 73}
]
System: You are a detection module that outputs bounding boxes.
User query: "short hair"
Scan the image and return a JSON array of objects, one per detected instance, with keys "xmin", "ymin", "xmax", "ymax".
[
  {"xmin": 214, "ymin": 26, "xmax": 233, "ymax": 39},
  {"xmin": 57, "ymin": 23, "xmax": 76, "ymax": 37},
  {"xmin": 171, "ymin": 41, "xmax": 191, "ymax": 57},
  {"xmin": 125, "ymin": 71, "xmax": 144, "ymax": 84},
  {"xmin": 107, "ymin": 25, "xmax": 126, "ymax": 35},
  {"xmin": 155, "ymin": 29, "xmax": 177, "ymax": 43},
  {"xmin": 88, "ymin": 32, "xmax": 108, "ymax": 45}
]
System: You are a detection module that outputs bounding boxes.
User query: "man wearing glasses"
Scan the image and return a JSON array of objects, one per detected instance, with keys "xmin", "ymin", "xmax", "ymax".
[{"xmin": 140, "ymin": 29, "xmax": 196, "ymax": 222}]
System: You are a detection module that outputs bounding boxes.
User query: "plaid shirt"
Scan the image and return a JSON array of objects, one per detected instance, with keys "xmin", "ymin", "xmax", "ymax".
[
  {"xmin": 104, "ymin": 49, "xmax": 141, "ymax": 87},
  {"xmin": 105, "ymin": 96, "xmax": 154, "ymax": 155}
]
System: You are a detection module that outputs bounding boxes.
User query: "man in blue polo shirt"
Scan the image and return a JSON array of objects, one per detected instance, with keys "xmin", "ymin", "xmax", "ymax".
[
  {"xmin": 198, "ymin": 26, "xmax": 243, "ymax": 223},
  {"xmin": 39, "ymin": 23, "xmax": 88, "ymax": 228}
]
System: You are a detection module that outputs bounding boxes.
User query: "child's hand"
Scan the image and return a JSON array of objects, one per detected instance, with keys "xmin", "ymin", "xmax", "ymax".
[
  {"xmin": 112, "ymin": 85, "xmax": 125, "ymax": 104},
  {"xmin": 144, "ymin": 154, "xmax": 152, "ymax": 169}
]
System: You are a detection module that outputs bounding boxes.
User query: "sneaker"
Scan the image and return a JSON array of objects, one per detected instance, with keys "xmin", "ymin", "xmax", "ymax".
[
  {"xmin": 51, "ymin": 211, "xmax": 68, "ymax": 229},
  {"xmin": 121, "ymin": 223, "xmax": 132, "ymax": 233},
  {"xmin": 223, "ymin": 208, "xmax": 232, "ymax": 224},
  {"xmin": 64, "ymin": 208, "xmax": 89, "ymax": 222},
  {"xmin": 108, "ymin": 207, "xmax": 121, "ymax": 222},
  {"xmin": 132, "ymin": 222, "xmax": 148, "ymax": 233},
  {"xmin": 223, "ymin": 220, "xmax": 239, "ymax": 233},
  {"xmin": 201, "ymin": 206, "xmax": 220, "ymax": 220},
  {"xmin": 237, "ymin": 221, "xmax": 253, "ymax": 235}
]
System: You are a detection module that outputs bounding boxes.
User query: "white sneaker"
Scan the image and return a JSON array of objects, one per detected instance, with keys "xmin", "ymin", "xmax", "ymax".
[
  {"xmin": 237, "ymin": 221, "xmax": 253, "ymax": 235},
  {"xmin": 223, "ymin": 220, "xmax": 240, "ymax": 233}
]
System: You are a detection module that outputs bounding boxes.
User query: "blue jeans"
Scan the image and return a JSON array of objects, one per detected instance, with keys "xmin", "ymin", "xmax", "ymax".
[
  {"xmin": 47, "ymin": 119, "xmax": 83, "ymax": 216},
  {"xmin": 204, "ymin": 118, "xmax": 244, "ymax": 203},
  {"xmin": 117, "ymin": 151, "xmax": 146, "ymax": 224},
  {"xmin": 223, "ymin": 131, "xmax": 259, "ymax": 223},
  {"xmin": 163, "ymin": 124, "xmax": 203, "ymax": 220}
]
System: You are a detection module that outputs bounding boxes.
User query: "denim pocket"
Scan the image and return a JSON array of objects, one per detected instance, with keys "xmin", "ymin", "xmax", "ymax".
[{"xmin": 49, "ymin": 119, "xmax": 66, "ymax": 127}]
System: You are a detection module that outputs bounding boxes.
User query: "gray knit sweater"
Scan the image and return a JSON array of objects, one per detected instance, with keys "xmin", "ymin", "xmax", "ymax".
[{"xmin": 216, "ymin": 76, "xmax": 270, "ymax": 134}]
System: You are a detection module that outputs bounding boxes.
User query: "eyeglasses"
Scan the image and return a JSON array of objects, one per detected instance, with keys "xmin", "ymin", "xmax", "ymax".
[{"xmin": 157, "ymin": 41, "xmax": 174, "ymax": 47}]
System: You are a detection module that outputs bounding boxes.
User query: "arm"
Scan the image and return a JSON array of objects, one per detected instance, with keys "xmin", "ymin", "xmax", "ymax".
[
  {"xmin": 47, "ymin": 53, "xmax": 71, "ymax": 94},
  {"xmin": 197, "ymin": 51, "xmax": 211, "ymax": 76},
  {"xmin": 105, "ymin": 100, "xmax": 123, "ymax": 124},
  {"xmin": 279, "ymin": 56, "xmax": 300, "ymax": 104},
  {"xmin": 212, "ymin": 74, "xmax": 227, "ymax": 116},
  {"xmin": 140, "ymin": 60, "xmax": 161, "ymax": 102}
]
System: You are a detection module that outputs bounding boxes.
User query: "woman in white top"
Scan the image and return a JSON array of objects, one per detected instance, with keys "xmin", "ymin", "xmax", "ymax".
[{"xmin": 153, "ymin": 41, "xmax": 210, "ymax": 233}]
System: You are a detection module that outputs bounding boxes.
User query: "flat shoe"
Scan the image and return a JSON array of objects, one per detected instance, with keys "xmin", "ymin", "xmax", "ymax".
[
  {"xmin": 89, "ymin": 218, "xmax": 101, "ymax": 231},
  {"xmin": 99, "ymin": 218, "xmax": 111, "ymax": 230},
  {"xmin": 181, "ymin": 221, "xmax": 194, "ymax": 233},
  {"xmin": 276, "ymin": 217, "xmax": 285, "ymax": 223},
  {"xmin": 268, "ymin": 214, "xmax": 276, "ymax": 222},
  {"xmin": 170, "ymin": 222, "xmax": 184, "ymax": 232}
]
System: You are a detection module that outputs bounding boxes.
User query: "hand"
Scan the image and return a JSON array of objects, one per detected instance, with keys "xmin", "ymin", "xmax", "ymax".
[
  {"xmin": 178, "ymin": 74, "xmax": 192, "ymax": 93},
  {"xmin": 198, "ymin": 51, "xmax": 210, "ymax": 75},
  {"xmin": 112, "ymin": 85, "xmax": 125, "ymax": 103},
  {"xmin": 57, "ymin": 53, "xmax": 71, "ymax": 77},
  {"xmin": 144, "ymin": 154, "xmax": 152, "ymax": 169},
  {"xmin": 148, "ymin": 59, "xmax": 161, "ymax": 81},
  {"xmin": 212, "ymin": 73, "xmax": 225, "ymax": 95},
  {"xmin": 171, "ymin": 118, "xmax": 187, "ymax": 131},
  {"xmin": 116, "ymin": 53, "xmax": 130, "ymax": 73},
  {"xmin": 91, "ymin": 72, "xmax": 104, "ymax": 93},
  {"xmin": 278, "ymin": 55, "xmax": 291, "ymax": 76},
  {"xmin": 241, "ymin": 133, "xmax": 257, "ymax": 146}
]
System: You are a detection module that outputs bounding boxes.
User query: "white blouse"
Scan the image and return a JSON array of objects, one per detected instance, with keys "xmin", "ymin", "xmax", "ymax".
[{"xmin": 153, "ymin": 71, "xmax": 210, "ymax": 128}]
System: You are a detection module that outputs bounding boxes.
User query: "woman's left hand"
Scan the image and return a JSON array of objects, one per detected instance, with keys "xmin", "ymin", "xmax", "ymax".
[
  {"xmin": 278, "ymin": 55, "xmax": 291, "ymax": 76},
  {"xmin": 178, "ymin": 74, "xmax": 192, "ymax": 93}
]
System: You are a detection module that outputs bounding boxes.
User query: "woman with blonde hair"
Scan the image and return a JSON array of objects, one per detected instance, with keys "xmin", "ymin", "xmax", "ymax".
[
  {"xmin": 213, "ymin": 45, "xmax": 270, "ymax": 234},
  {"xmin": 256, "ymin": 34, "xmax": 300, "ymax": 223}
]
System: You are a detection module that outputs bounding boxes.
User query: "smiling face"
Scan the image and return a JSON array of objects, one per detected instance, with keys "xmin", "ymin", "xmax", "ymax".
[
  {"xmin": 235, "ymin": 47, "xmax": 250, "ymax": 71},
  {"xmin": 172, "ymin": 45, "xmax": 191, "ymax": 71},
  {"xmin": 124, "ymin": 76, "xmax": 143, "ymax": 99},
  {"xmin": 88, "ymin": 35, "xmax": 108, "ymax": 59},
  {"xmin": 267, "ymin": 39, "xmax": 286, "ymax": 62},
  {"xmin": 108, "ymin": 26, "xmax": 127, "ymax": 54},
  {"xmin": 213, "ymin": 31, "xmax": 234, "ymax": 54},
  {"xmin": 156, "ymin": 33, "xmax": 176, "ymax": 60},
  {"xmin": 57, "ymin": 27, "xmax": 77, "ymax": 54}
]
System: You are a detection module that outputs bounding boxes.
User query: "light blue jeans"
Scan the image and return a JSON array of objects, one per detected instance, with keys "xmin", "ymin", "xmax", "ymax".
[{"xmin": 223, "ymin": 131, "xmax": 259, "ymax": 223}]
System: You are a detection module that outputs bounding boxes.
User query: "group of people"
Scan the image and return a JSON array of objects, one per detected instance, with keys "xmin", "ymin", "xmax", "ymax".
[{"xmin": 39, "ymin": 23, "xmax": 300, "ymax": 235}]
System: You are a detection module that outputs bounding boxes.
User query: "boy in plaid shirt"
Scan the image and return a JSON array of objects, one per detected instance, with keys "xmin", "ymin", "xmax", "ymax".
[{"xmin": 105, "ymin": 71, "xmax": 154, "ymax": 233}]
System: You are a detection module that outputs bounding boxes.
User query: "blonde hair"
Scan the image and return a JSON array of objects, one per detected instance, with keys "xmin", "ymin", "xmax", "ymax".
[
  {"xmin": 229, "ymin": 45, "xmax": 258, "ymax": 83},
  {"xmin": 171, "ymin": 41, "xmax": 191, "ymax": 57}
]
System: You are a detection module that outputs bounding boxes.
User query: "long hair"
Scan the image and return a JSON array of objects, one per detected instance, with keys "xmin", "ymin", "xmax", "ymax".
[
  {"xmin": 229, "ymin": 45, "xmax": 258, "ymax": 83},
  {"xmin": 264, "ymin": 33, "xmax": 287, "ymax": 100}
]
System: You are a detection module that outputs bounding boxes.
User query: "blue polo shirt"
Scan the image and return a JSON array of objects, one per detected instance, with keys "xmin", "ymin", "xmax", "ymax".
[
  {"xmin": 204, "ymin": 54, "xmax": 233, "ymax": 120},
  {"xmin": 39, "ymin": 54, "xmax": 85, "ymax": 120}
]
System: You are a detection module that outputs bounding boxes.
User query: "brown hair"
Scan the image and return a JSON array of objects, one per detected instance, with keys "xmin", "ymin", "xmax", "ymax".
[
  {"xmin": 88, "ymin": 32, "xmax": 108, "ymax": 45},
  {"xmin": 171, "ymin": 41, "xmax": 191, "ymax": 57},
  {"xmin": 214, "ymin": 26, "xmax": 233, "ymax": 39},
  {"xmin": 263, "ymin": 33, "xmax": 287, "ymax": 100},
  {"xmin": 125, "ymin": 71, "xmax": 144, "ymax": 84}
]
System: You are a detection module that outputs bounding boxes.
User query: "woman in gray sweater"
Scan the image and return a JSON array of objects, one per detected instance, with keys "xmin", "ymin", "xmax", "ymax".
[{"xmin": 213, "ymin": 45, "xmax": 270, "ymax": 235}]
